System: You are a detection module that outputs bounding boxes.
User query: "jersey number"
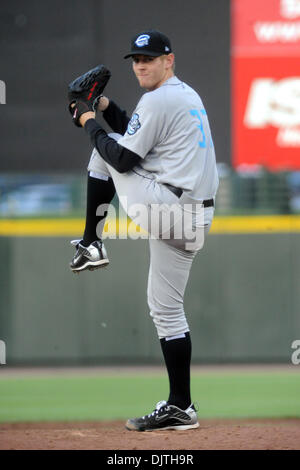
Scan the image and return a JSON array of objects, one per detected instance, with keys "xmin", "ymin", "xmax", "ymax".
[{"xmin": 190, "ymin": 109, "xmax": 207, "ymax": 148}]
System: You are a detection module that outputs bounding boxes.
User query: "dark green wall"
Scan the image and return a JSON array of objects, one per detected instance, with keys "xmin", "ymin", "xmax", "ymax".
[
  {"xmin": 0, "ymin": 233, "xmax": 299, "ymax": 365},
  {"xmin": 0, "ymin": 0, "xmax": 230, "ymax": 171}
]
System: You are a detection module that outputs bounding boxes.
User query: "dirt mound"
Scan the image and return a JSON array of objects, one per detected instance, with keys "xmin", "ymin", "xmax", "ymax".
[{"xmin": 1, "ymin": 418, "xmax": 299, "ymax": 450}]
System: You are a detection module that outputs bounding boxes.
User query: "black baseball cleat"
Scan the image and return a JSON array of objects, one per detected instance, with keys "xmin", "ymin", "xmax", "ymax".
[
  {"xmin": 70, "ymin": 239, "xmax": 109, "ymax": 273},
  {"xmin": 125, "ymin": 400, "xmax": 199, "ymax": 432}
]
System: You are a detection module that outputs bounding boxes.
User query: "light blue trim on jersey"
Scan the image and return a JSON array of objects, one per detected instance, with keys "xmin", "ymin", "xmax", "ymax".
[{"xmin": 189, "ymin": 109, "xmax": 207, "ymax": 148}]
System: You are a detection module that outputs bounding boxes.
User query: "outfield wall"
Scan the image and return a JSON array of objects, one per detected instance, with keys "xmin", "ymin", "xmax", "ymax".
[
  {"xmin": 0, "ymin": 232, "xmax": 299, "ymax": 365},
  {"xmin": 0, "ymin": 0, "xmax": 230, "ymax": 171}
]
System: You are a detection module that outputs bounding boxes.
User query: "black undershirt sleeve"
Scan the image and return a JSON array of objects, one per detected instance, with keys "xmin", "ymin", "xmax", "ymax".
[
  {"xmin": 102, "ymin": 100, "xmax": 130, "ymax": 134},
  {"xmin": 84, "ymin": 119, "xmax": 142, "ymax": 174}
]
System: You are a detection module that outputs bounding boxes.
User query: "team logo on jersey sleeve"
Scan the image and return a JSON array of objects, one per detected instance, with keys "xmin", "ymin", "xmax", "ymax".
[{"xmin": 127, "ymin": 113, "xmax": 141, "ymax": 135}]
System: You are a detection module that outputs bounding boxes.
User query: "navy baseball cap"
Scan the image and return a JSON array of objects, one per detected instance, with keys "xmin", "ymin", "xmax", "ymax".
[{"xmin": 124, "ymin": 30, "xmax": 172, "ymax": 59}]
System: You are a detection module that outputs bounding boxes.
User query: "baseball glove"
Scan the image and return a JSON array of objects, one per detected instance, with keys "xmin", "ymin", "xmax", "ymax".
[{"xmin": 68, "ymin": 64, "xmax": 111, "ymax": 127}]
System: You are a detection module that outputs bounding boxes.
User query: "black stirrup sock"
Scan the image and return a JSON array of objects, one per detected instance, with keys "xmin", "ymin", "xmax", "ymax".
[
  {"xmin": 160, "ymin": 332, "xmax": 192, "ymax": 410},
  {"xmin": 82, "ymin": 173, "xmax": 115, "ymax": 247}
]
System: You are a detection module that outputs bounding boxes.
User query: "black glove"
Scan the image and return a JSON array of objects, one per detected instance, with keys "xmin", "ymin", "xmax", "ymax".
[
  {"xmin": 68, "ymin": 64, "xmax": 111, "ymax": 127},
  {"xmin": 68, "ymin": 101, "xmax": 92, "ymax": 127}
]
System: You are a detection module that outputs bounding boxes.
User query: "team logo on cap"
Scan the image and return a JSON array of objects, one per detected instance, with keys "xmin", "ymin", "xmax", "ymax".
[
  {"xmin": 127, "ymin": 113, "xmax": 141, "ymax": 135},
  {"xmin": 135, "ymin": 34, "xmax": 150, "ymax": 47}
]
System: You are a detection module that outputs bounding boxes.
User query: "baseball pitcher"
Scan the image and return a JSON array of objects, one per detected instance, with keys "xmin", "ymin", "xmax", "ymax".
[{"xmin": 67, "ymin": 30, "xmax": 219, "ymax": 431}]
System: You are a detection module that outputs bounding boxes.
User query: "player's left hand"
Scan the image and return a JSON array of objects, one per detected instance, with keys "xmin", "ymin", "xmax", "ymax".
[
  {"xmin": 67, "ymin": 64, "xmax": 111, "ymax": 127},
  {"xmin": 68, "ymin": 101, "xmax": 95, "ymax": 127}
]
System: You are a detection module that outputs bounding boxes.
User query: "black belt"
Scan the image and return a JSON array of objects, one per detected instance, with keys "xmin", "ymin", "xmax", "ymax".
[
  {"xmin": 201, "ymin": 198, "xmax": 214, "ymax": 207},
  {"xmin": 164, "ymin": 184, "xmax": 183, "ymax": 198},
  {"xmin": 164, "ymin": 184, "xmax": 214, "ymax": 207}
]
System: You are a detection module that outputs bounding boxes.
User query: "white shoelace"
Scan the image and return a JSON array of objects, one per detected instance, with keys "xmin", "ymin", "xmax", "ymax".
[{"xmin": 144, "ymin": 400, "xmax": 168, "ymax": 419}]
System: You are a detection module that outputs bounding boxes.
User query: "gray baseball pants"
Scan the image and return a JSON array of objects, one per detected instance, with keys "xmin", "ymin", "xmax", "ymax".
[{"xmin": 87, "ymin": 134, "xmax": 214, "ymax": 338}]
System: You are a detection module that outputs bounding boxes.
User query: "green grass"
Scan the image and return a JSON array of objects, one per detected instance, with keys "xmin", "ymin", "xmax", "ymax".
[{"xmin": 0, "ymin": 372, "xmax": 299, "ymax": 423}]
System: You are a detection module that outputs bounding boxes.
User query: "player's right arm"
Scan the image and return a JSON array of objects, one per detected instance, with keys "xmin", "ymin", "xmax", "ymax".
[
  {"xmin": 83, "ymin": 118, "xmax": 142, "ymax": 173},
  {"xmin": 98, "ymin": 96, "xmax": 130, "ymax": 135}
]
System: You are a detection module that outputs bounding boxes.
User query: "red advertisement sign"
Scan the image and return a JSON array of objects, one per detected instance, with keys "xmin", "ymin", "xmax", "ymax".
[
  {"xmin": 232, "ymin": 0, "xmax": 300, "ymax": 55},
  {"xmin": 231, "ymin": 0, "xmax": 300, "ymax": 170}
]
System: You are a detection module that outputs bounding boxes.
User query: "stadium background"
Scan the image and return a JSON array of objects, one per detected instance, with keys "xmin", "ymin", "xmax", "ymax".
[{"xmin": 0, "ymin": 0, "xmax": 300, "ymax": 442}]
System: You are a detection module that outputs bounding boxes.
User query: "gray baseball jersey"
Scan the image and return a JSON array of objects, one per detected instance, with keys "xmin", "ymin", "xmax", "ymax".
[{"xmin": 118, "ymin": 76, "xmax": 219, "ymax": 200}]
